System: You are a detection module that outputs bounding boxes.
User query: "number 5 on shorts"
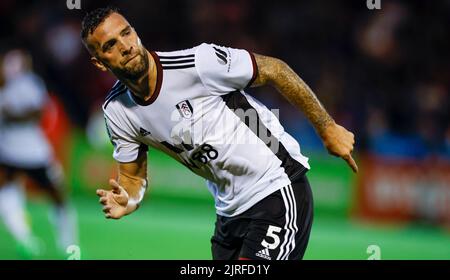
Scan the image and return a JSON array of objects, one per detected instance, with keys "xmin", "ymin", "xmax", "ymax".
[{"xmin": 261, "ymin": 225, "xmax": 282, "ymax": 249}]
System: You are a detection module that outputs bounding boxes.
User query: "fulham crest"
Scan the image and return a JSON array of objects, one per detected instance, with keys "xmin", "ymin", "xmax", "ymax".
[{"xmin": 176, "ymin": 100, "xmax": 193, "ymax": 119}]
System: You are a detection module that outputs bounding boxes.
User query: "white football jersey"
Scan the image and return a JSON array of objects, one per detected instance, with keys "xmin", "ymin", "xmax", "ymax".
[
  {"xmin": 0, "ymin": 72, "xmax": 52, "ymax": 168},
  {"xmin": 103, "ymin": 43, "xmax": 310, "ymax": 217}
]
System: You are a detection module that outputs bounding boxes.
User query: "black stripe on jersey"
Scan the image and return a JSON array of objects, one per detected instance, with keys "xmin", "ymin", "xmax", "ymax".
[
  {"xmin": 160, "ymin": 141, "xmax": 184, "ymax": 153},
  {"xmin": 109, "ymin": 80, "xmax": 122, "ymax": 91},
  {"xmin": 222, "ymin": 91, "xmax": 307, "ymax": 181},
  {"xmin": 104, "ymin": 84, "xmax": 127, "ymax": 109},
  {"xmin": 105, "ymin": 83, "xmax": 126, "ymax": 100},
  {"xmin": 159, "ymin": 53, "xmax": 195, "ymax": 70},
  {"xmin": 162, "ymin": 64, "xmax": 195, "ymax": 70},
  {"xmin": 159, "ymin": 59, "xmax": 194, "ymax": 65},
  {"xmin": 158, "ymin": 54, "xmax": 194, "ymax": 59}
]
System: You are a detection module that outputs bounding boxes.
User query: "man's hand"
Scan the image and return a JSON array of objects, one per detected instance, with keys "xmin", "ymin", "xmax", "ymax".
[
  {"xmin": 96, "ymin": 179, "xmax": 130, "ymax": 219},
  {"xmin": 320, "ymin": 122, "xmax": 358, "ymax": 173}
]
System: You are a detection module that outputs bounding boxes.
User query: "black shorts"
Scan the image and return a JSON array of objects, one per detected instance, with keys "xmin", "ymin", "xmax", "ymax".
[
  {"xmin": 211, "ymin": 174, "xmax": 314, "ymax": 260},
  {"xmin": 0, "ymin": 162, "xmax": 58, "ymax": 190}
]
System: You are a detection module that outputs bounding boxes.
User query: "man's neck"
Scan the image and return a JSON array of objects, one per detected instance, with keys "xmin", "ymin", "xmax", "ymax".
[{"xmin": 120, "ymin": 50, "xmax": 156, "ymax": 102}]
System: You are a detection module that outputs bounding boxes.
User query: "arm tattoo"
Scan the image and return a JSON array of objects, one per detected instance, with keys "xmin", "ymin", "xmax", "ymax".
[{"xmin": 253, "ymin": 54, "xmax": 334, "ymax": 134}]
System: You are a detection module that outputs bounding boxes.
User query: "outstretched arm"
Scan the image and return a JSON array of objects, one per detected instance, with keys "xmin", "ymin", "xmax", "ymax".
[
  {"xmin": 252, "ymin": 54, "xmax": 358, "ymax": 172},
  {"xmin": 96, "ymin": 149, "xmax": 148, "ymax": 219}
]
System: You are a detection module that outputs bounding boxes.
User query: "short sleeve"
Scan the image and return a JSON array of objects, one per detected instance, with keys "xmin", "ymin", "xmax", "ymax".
[
  {"xmin": 104, "ymin": 114, "xmax": 145, "ymax": 163},
  {"xmin": 195, "ymin": 43, "xmax": 257, "ymax": 95}
]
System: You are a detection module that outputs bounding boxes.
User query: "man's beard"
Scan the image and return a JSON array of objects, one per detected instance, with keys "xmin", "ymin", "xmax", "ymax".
[{"xmin": 114, "ymin": 49, "xmax": 149, "ymax": 80}]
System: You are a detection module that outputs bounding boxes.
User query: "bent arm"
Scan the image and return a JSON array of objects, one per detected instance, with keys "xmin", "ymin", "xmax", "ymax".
[
  {"xmin": 251, "ymin": 53, "xmax": 357, "ymax": 172},
  {"xmin": 251, "ymin": 54, "xmax": 334, "ymax": 135}
]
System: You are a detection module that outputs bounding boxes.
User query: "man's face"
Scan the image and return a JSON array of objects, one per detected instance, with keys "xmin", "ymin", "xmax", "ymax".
[{"xmin": 86, "ymin": 13, "xmax": 148, "ymax": 79}]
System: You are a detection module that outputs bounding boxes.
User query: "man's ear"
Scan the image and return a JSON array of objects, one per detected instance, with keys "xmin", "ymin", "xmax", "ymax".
[{"xmin": 91, "ymin": 57, "xmax": 107, "ymax": 72}]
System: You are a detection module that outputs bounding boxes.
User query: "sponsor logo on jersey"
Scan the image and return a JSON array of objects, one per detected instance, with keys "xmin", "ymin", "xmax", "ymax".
[
  {"xmin": 255, "ymin": 247, "xmax": 271, "ymax": 260},
  {"xmin": 139, "ymin": 127, "xmax": 151, "ymax": 136},
  {"xmin": 213, "ymin": 46, "xmax": 228, "ymax": 65},
  {"xmin": 176, "ymin": 100, "xmax": 194, "ymax": 119}
]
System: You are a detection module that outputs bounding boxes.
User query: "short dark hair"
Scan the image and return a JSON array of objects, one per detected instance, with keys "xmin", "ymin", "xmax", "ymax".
[{"xmin": 81, "ymin": 6, "xmax": 119, "ymax": 42}]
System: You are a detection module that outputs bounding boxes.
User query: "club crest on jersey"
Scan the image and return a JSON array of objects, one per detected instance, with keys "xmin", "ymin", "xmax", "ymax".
[{"xmin": 176, "ymin": 100, "xmax": 193, "ymax": 119}]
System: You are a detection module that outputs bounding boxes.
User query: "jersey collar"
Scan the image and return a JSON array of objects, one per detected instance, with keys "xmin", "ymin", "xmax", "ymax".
[{"xmin": 129, "ymin": 51, "xmax": 163, "ymax": 106}]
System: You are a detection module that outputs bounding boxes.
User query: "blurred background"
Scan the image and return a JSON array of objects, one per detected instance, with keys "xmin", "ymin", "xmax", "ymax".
[{"xmin": 0, "ymin": 0, "xmax": 449, "ymax": 259}]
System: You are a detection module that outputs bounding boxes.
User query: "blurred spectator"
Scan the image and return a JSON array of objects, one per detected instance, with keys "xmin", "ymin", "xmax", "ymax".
[{"xmin": 0, "ymin": 48, "xmax": 78, "ymax": 258}]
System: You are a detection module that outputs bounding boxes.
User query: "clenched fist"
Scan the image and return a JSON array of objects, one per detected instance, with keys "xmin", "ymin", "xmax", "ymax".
[{"xmin": 320, "ymin": 123, "xmax": 358, "ymax": 173}]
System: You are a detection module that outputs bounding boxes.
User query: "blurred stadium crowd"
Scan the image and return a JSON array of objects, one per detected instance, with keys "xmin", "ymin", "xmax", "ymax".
[
  {"xmin": 0, "ymin": 0, "xmax": 449, "ymax": 260},
  {"xmin": 0, "ymin": 0, "xmax": 448, "ymax": 158}
]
